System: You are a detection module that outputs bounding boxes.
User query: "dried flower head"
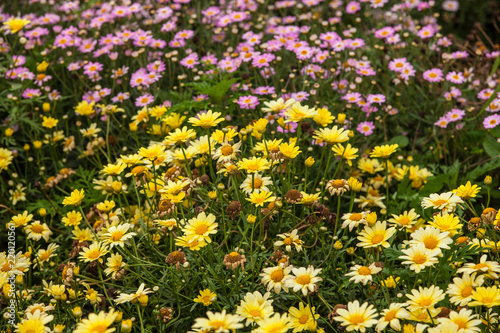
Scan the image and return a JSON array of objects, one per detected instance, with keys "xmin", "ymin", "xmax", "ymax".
[
  {"xmin": 326, "ymin": 179, "xmax": 350, "ymax": 196},
  {"xmin": 223, "ymin": 251, "xmax": 247, "ymax": 270}
]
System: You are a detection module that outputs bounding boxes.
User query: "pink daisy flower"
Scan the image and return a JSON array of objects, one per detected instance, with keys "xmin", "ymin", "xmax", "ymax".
[
  {"xmin": 346, "ymin": 1, "xmax": 361, "ymax": 13},
  {"xmin": 478, "ymin": 89, "xmax": 494, "ymax": 100},
  {"xmin": 435, "ymin": 116, "xmax": 449, "ymax": 128},
  {"xmin": 237, "ymin": 95, "xmax": 259, "ymax": 110},
  {"xmin": 357, "ymin": 121, "xmax": 375, "ymax": 136},
  {"xmin": 423, "ymin": 68, "xmax": 443, "ymax": 82},
  {"xmin": 446, "ymin": 71, "xmax": 465, "ymax": 84},
  {"xmin": 277, "ymin": 121, "xmax": 298, "ymax": 134},
  {"xmin": 483, "ymin": 114, "xmax": 500, "ymax": 129},
  {"xmin": 135, "ymin": 93, "xmax": 154, "ymax": 107},
  {"xmin": 388, "ymin": 58, "xmax": 408, "ymax": 72},
  {"xmin": 445, "ymin": 109, "xmax": 465, "ymax": 122},
  {"xmin": 367, "ymin": 94, "xmax": 386, "ymax": 105}
]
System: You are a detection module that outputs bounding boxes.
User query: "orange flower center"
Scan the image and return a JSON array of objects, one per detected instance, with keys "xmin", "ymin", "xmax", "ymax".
[
  {"xmin": 413, "ymin": 254, "xmax": 427, "ymax": 264},
  {"xmin": 423, "ymin": 237, "xmax": 438, "ymax": 249},
  {"xmin": 296, "ymin": 275, "xmax": 311, "ymax": 285},
  {"xmin": 371, "ymin": 234, "xmax": 384, "ymax": 244},
  {"xmin": 358, "ymin": 266, "xmax": 371, "ymax": 276},
  {"xmin": 270, "ymin": 269, "xmax": 284, "ymax": 282}
]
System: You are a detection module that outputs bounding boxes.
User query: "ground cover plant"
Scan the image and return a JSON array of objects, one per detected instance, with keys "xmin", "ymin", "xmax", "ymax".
[{"xmin": 1, "ymin": 0, "xmax": 500, "ymax": 332}]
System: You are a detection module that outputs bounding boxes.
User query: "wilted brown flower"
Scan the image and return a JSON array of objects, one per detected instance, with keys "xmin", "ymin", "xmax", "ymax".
[
  {"xmin": 326, "ymin": 179, "xmax": 349, "ymax": 196},
  {"xmin": 468, "ymin": 217, "xmax": 482, "ymax": 231},
  {"xmin": 227, "ymin": 201, "xmax": 242, "ymax": 219},
  {"xmin": 285, "ymin": 189, "xmax": 303, "ymax": 204},
  {"xmin": 223, "ymin": 251, "xmax": 246, "ymax": 270},
  {"xmin": 481, "ymin": 208, "xmax": 497, "ymax": 225},
  {"xmin": 164, "ymin": 166, "xmax": 182, "ymax": 181},
  {"xmin": 166, "ymin": 250, "xmax": 186, "ymax": 270},
  {"xmin": 329, "ymin": 304, "xmax": 348, "ymax": 323},
  {"xmin": 157, "ymin": 307, "xmax": 174, "ymax": 323}
]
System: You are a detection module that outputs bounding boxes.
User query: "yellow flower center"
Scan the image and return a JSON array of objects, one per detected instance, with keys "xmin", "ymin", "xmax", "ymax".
[
  {"xmin": 453, "ymin": 318, "xmax": 467, "ymax": 330},
  {"xmin": 350, "ymin": 213, "xmax": 363, "ymax": 221},
  {"xmin": 461, "ymin": 286, "xmax": 473, "ymax": 298},
  {"xmin": 299, "ymin": 314, "xmax": 309, "ymax": 324},
  {"xmin": 418, "ymin": 298, "xmax": 432, "ymax": 307},
  {"xmin": 296, "ymin": 275, "xmax": 311, "ymax": 285},
  {"xmin": 270, "ymin": 269, "xmax": 284, "ymax": 282},
  {"xmin": 429, "ymin": 73, "xmax": 437, "ymax": 78},
  {"xmin": 473, "ymin": 263, "xmax": 488, "ymax": 270},
  {"xmin": 111, "ymin": 231, "xmax": 124, "ymax": 242},
  {"xmin": 211, "ymin": 321, "xmax": 225, "ymax": 329},
  {"xmin": 252, "ymin": 178, "xmax": 263, "ymax": 189},
  {"xmin": 423, "ymin": 237, "xmax": 438, "ymax": 249},
  {"xmin": 481, "ymin": 297, "xmax": 493, "ymax": 304},
  {"xmin": 31, "ymin": 224, "xmax": 44, "ymax": 234},
  {"xmin": 87, "ymin": 250, "xmax": 101, "ymax": 260},
  {"xmin": 221, "ymin": 146, "xmax": 233, "ymax": 156},
  {"xmin": 1, "ymin": 262, "xmax": 11, "ymax": 272},
  {"xmin": 229, "ymin": 252, "xmax": 239, "ymax": 257},
  {"xmin": 283, "ymin": 237, "xmax": 293, "ymax": 245},
  {"xmin": 385, "ymin": 310, "xmax": 396, "ymax": 321},
  {"xmin": 433, "ymin": 199, "xmax": 448, "ymax": 206},
  {"xmin": 250, "ymin": 309, "xmax": 262, "ymax": 318},
  {"xmin": 195, "ymin": 224, "xmax": 208, "ymax": 235},
  {"xmin": 349, "ymin": 314, "xmax": 365, "ymax": 324},
  {"xmin": 398, "ymin": 217, "xmax": 410, "ymax": 225},
  {"xmin": 40, "ymin": 252, "xmax": 50, "ymax": 261},
  {"xmin": 358, "ymin": 266, "xmax": 371, "ymax": 276},
  {"xmin": 413, "ymin": 254, "xmax": 427, "ymax": 264},
  {"xmin": 371, "ymin": 234, "xmax": 384, "ymax": 245}
]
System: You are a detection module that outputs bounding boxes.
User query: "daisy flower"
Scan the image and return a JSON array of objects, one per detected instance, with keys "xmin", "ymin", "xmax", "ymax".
[
  {"xmin": 446, "ymin": 272, "xmax": 485, "ymax": 306},
  {"xmin": 375, "ymin": 303, "xmax": 409, "ymax": 332},
  {"xmin": 78, "ymin": 242, "xmax": 109, "ymax": 263},
  {"xmin": 115, "ymin": 283, "xmax": 153, "ymax": 304},
  {"xmin": 357, "ymin": 121, "xmax": 375, "ymax": 136},
  {"xmin": 213, "ymin": 140, "xmax": 242, "ymax": 163},
  {"xmin": 423, "ymin": 68, "xmax": 443, "ymax": 82},
  {"xmin": 341, "ymin": 212, "xmax": 367, "ymax": 232},
  {"xmin": 334, "ymin": 300, "xmax": 378, "ymax": 332},
  {"xmin": 24, "ymin": 221, "xmax": 52, "ymax": 242},
  {"xmin": 406, "ymin": 285, "xmax": 446, "ymax": 311},
  {"xmin": 437, "ymin": 308, "xmax": 482, "ymax": 333},
  {"xmin": 188, "ymin": 110, "xmax": 224, "ymax": 129},
  {"xmin": 285, "ymin": 266, "xmax": 323, "ymax": 296},
  {"xmin": 260, "ymin": 263, "xmax": 292, "ymax": 294},
  {"xmin": 356, "ymin": 221, "xmax": 396, "ymax": 248},
  {"xmin": 253, "ymin": 313, "xmax": 292, "ymax": 333},
  {"xmin": 275, "ymin": 229, "xmax": 303, "ymax": 252},
  {"xmin": 409, "ymin": 226, "xmax": 452, "ymax": 252},
  {"xmin": 483, "ymin": 114, "xmax": 500, "ymax": 129},
  {"xmin": 346, "ymin": 263, "xmax": 382, "ymax": 285},
  {"xmin": 468, "ymin": 286, "xmax": 500, "ymax": 307},
  {"xmin": 100, "ymin": 223, "xmax": 136, "ymax": 248},
  {"xmin": 399, "ymin": 243, "xmax": 440, "ymax": 273},
  {"xmin": 456, "ymin": 254, "xmax": 500, "ymax": 279},
  {"xmin": 182, "ymin": 212, "xmax": 218, "ymax": 243},
  {"xmin": 73, "ymin": 310, "xmax": 117, "ymax": 333},
  {"xmin": 194, "ymin": 289, "xmax": 217, "ymax": 307},
  {"xmin": 191, "ymin": 310, "xmax": 244, "ymax": 332},
  {"xmin": 421, "ymin": 192, "xmax": 464, "ymax": 213},
  {"xmin": 288, "ymin": 303, "xmax": 319, "ymax": 332},
  {"xmin": 236, "ymin": 291, "xmax": 274, "ymax": 325},
  {"xmin": 446, "ymin": 71, "xmax": 465, "ymax": 84}
]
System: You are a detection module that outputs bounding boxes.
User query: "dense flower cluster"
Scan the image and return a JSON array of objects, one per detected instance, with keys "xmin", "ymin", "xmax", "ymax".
[{"xmin": 1, "ymin": 0, "xmax": 500, "ymax": 332}]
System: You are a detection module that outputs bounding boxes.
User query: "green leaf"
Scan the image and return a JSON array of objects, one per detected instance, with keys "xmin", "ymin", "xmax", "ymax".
[
  {"xmin": 387, "ymin": 135, "xmax": 409, "ymax": 148},
  {"xmin": 482, "ymin": 135, "xmax": 500, "ymax": 158},
  {"xmin": 419, "ymin": 173, "xmax": 448, "ymax": 196}
]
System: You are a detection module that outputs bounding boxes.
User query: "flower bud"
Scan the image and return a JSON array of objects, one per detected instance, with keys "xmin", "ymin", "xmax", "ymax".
[
  {"xmin": 484, "ymin": 175, "xmax": 492, "ymax": 186},
  {"xmin": 5, "ymin": 128, "xmax": 13, "ymax": 137},
  {"xmin": 305, "ymin": 156, "xmax": 315, "ymax": 167}
]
